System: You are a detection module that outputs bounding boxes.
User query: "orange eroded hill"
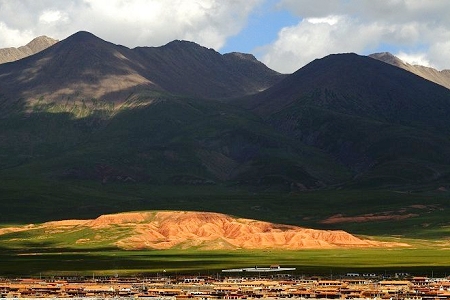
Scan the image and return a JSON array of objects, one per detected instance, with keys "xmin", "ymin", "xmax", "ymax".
[{"xmin": 0, "ymin": 211, "xmax": 407, "ymax": 250}]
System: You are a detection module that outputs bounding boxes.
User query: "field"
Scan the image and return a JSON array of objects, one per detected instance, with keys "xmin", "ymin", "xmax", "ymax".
[{"xmin": 1, "ymin": 247, "xmax": 450, "ymax": 277}]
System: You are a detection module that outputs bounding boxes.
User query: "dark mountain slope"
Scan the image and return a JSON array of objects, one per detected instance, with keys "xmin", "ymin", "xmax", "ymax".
[
  {"xmin": 133, "ymin": 41, "xmax": 284, "ymax": 99},
  {"xmin": 244, "ymin": 53, "xmax": 450, "ymax": 132},
  {"xmin": 0, "ymin": 31, "xmax": 284, "ymax": 106},
  {"xmin": 1, "ymin": 92, "xmax": 351, "ymax": 195},
  {"xmin": 0, "ymin": 31, "xmax": 158, "ymax": 103},
  {"xmin": 240, "ymin": 53, "xmax": 450, "ymax": 184},
  {"xmin": 88, "ymin": 96, "xmax": 348, "ymax": 186},
  {"xmin": 1, "ymin": 31, "xmax": 329, "ymax": 194}
]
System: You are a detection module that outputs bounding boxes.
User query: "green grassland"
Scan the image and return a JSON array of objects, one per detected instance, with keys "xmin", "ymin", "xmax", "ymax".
[{"xmin": 1, "ymin": 248, "xmax": 450, "ymax": 277}]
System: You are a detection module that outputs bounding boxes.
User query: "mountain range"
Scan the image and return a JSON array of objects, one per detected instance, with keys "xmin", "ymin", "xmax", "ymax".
[
  {"xmin": 1, "ymin": 31, "xmax": 450, "ymax": 227},
  {"xmin": 0, "ymin": 31, "xmax": 283, "ymax": 103}
]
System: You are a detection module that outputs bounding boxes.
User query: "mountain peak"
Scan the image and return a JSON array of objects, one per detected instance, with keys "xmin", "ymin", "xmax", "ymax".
[
  {"xmin": 161, "ymin": 39, "xmax": 216, "ymax": 54},
  {"xmin": 369, "ymin": 52, "xmax": 406, "ymax": 67},
  {"xmin": 68, "ymin": 30, "xmax": 100, "ymax": 40},
  {"xmin": 164, "ymin": 39, "xmax": 201, "ymax": 47},
  {"xmin": 62, "ymin": 31, "xmax": 109, "ymax": 46},
  {"xmin": 24, "ymin": 36, "xmax": 58, "ymax": 53},
  {"xmin": 370, "ymin": 51, "xmax": 396, "ymax": 58},
  {"xmin": 224, "ymin": 52, "xmax": 258, "ymax": 62},
  {"xmin": 0, "ymin": 35, "xmax": 58, "ymax": 64}
]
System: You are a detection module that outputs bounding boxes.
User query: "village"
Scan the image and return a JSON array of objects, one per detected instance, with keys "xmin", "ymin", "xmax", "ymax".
[{"xmin": 1, "ymin": 269, "xmax": 450, "ymax": 300}]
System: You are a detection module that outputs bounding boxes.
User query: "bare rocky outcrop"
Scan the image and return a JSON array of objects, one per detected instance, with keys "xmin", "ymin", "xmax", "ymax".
[
  {"xmin": 0, "ymin": 211, "xmax": 407, "ymax": 250},
  {"xmin": 320, "ymin": 205, "xmax": 440, "ymax": 224}
]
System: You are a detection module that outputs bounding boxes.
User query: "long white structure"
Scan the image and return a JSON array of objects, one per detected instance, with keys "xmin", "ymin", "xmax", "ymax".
[{"xmin": 222, "ymin": 265, "xmax": 296, "ymax": 273}]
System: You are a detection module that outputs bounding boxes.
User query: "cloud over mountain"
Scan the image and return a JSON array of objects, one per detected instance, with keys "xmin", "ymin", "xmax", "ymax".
[
  {"xmin": 0, "ymin": 0, "xmax": 261, "ymax": 51},
  {"xmin": 2, "ymin": 1, "xmax": 450, "ymax": 73},
  {"xmin": 261, "ymin": 0, "xmax": 450, "ymax": 73}
]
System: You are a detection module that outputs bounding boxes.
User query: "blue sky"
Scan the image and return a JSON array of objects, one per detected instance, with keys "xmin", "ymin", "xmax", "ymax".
[
  {"xmin": 220, "ymin": 0, "xmax": 298, "ymax": 54},
  {"xmin": 0, "ymin": 0, "xmax": 449, "ymax": 73}
]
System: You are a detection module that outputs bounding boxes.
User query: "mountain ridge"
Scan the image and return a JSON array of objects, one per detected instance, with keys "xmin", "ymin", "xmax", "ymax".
[
  {"xmin": 0, "ymin": 31, "xmax": 284, "ymax": 104},
  {"xmin": 0, "ymin": 35, "xmax": 58, "ymax": 64}
]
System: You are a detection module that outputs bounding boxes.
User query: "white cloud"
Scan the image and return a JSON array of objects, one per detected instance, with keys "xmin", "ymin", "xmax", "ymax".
[
  {"xmin": 0, "ymin": 22, "xmax": 34, "ymax": 48},
  {"xmin": 261, "ymin": 0, "xmax": 450, "ymax": 73},
  {"xmin": 306, "ymin": 16, "xmax": 341, "ymax": 26},
  {"xmin": 396, "ymin": 52, "xmax": 433, "ymax": 68},
  {"xmin": 39, "ymin": 10, "xmax": 68, "ymax": 24},
  {"xmin": 0, "ymin": 0, "xmax": 261, "ymax": 50},
  {"xmin": 428, "ymin": 41, "xmax": 450, "ymax": 70},
  {"xmin": 260, "ymin": 16, "xmax": 384, "ymax": 73}
]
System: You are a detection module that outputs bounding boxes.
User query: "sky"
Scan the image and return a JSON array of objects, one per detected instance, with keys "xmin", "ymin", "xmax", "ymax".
[{"xmin": 0, "ymin": 0, "xmax": 449, "ymax": 74}]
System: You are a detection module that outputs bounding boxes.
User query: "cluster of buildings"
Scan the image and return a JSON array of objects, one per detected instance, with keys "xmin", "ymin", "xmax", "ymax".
[{"xmin": 1, "ymin": 272, "xmax": 450, "ymax": 299}]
